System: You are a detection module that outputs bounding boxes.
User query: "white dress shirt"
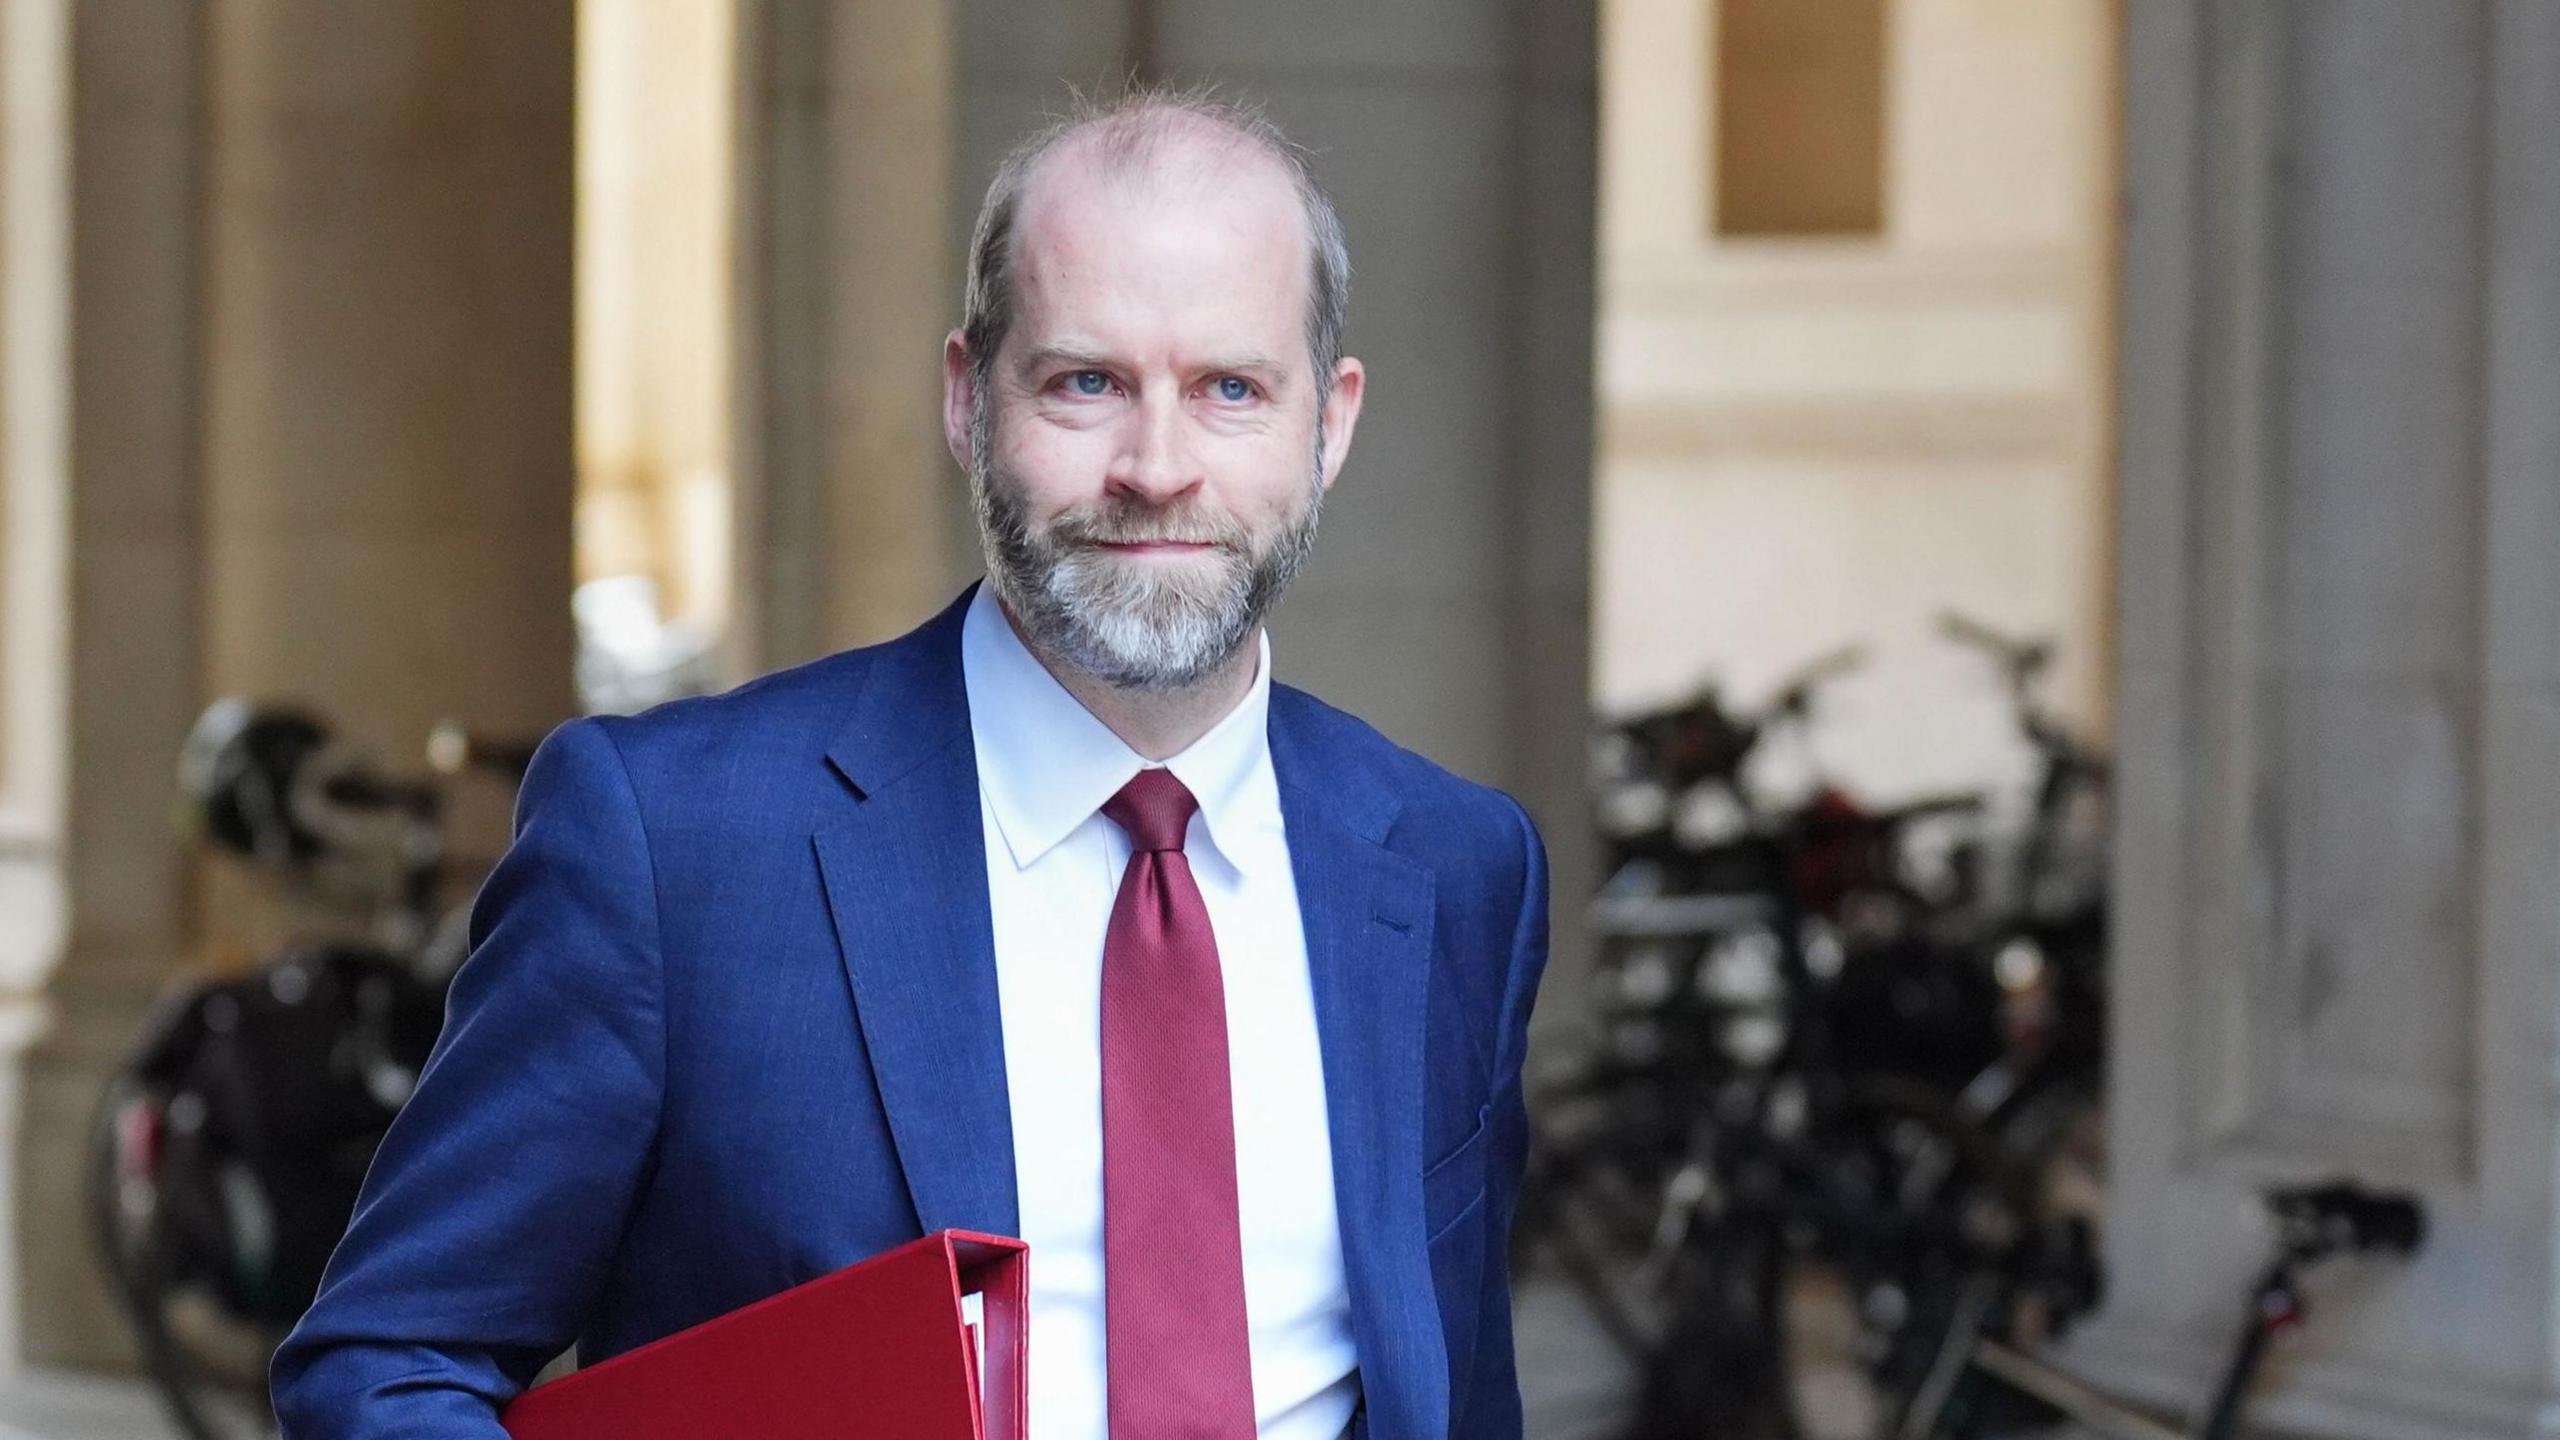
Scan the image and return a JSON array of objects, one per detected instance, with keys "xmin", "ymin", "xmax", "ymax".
[{"xmin": 960, "ymin": 582, "xmax": 1360, "ymax": 1440}]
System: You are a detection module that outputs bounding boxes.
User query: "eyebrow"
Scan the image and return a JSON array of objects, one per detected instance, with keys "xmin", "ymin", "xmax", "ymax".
[
  {"xmin": 1014, "ymin": 344, "xmax": 1115, "ymax": 378},
  {"xmin": 1013, "ymin": 344, "xmax": 1292, "ymax": 390}
]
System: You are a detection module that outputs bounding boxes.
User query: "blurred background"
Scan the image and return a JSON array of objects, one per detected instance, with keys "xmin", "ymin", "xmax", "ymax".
[{"xmin": 0, "ymin": 1, "xmax": 2551, "ymax": 1437}]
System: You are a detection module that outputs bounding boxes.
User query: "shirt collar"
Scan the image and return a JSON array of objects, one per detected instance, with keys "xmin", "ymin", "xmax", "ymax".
[{"xmin": 959, "ymin": 582, "xmax": 1278, "ymax": 875}]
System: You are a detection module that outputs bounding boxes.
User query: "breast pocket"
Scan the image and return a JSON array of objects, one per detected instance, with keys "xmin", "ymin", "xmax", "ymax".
[
  {"xmin": 1422, "ymin": 1101, "xmax": 1492, "ymax": 1406},
  {"xmin": 1423, "ymin": 1103, "xmax": 1490, "ymax": 1245}
]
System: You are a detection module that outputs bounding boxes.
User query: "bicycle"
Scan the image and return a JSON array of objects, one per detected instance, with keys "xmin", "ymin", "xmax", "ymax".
[
  {"xmin": 1529, "ymin": 658, "xmax": 2043, "ymax": 1439},
  {"xmin": 1528, "ymin": 624, "xmax": 2119, "ymax": 1440},
  {"xmin": 1897, "ymin": 1181, "xmax": 2425, "ymax": 1440},
  {"xmin": 87, "ymin": 701, "xmax": 532, "ymax": 1440}
]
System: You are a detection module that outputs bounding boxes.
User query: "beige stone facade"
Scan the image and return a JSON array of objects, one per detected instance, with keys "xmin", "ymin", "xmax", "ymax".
[
  {"xmin": 1595, "ymin": 0, "xmax": 2117, "ymax": 804},
  {"xmin": 2085, "ymin": 5, "xmax": 2560, "ymax": 1435}
]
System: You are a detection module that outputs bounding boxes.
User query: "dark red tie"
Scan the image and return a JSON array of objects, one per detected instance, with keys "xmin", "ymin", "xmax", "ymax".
[{"xmin": 1099, "ymin": 768, "xmax": 1258, "ymax": 1438}]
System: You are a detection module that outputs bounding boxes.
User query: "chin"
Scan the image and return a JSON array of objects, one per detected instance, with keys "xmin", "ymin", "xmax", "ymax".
[
  {"xmin": 1057, "ymin": 591, "xmax": 1257, "ymax": 687},
  {"xmin": 1067, "ymin": 550, "xmax": 1235, "ymax": 604}
]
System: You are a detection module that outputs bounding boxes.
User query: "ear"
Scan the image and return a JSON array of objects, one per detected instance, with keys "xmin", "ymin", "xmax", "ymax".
[
  {"xmin": 1316, "ymin": 356, "xmax": 1365, "ymax": 493},
  {"xmin": 942, "ymin": 329, "xmax": 977, "ymax": 474}
]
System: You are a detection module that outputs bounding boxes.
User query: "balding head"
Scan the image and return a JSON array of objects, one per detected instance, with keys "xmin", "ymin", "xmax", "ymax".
[{"xmin": 960, "ymin": 88, "xmax": 1352, "ymax": 409}]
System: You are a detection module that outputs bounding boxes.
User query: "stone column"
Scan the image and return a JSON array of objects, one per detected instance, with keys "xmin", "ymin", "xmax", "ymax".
[
  {"xmin": 2083, "ymin": 4, "xmax": 2560, "ymax": 1435},
  {"xmin": 13, "ymin": 0, "xmax": 579, "ymax": 1370},
  {"xmin": 198, "ymin": 0, "xmax": 577, "ymax": 765},
  {"xmin": 734, "ymin": 0, "xmax": 970, "ymax": 671},
  {"xmin": 0, "ymin": 0, "xmax": 75, "ymax": 1380},
  {"xmin": 14, "ymin": 0, "xmax": 208, "ymax": 1371}
]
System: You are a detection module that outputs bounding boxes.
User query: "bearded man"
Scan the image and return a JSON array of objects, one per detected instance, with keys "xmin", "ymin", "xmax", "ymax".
[{"xmin": 272, "ymin": 89, "xmax": 1551, "ymax": 1440}]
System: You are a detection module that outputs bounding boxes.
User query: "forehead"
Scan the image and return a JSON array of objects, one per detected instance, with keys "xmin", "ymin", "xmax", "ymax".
[{"xmin": 1005, "ymin": 136, "xmax": 1312, "ymax": 369}]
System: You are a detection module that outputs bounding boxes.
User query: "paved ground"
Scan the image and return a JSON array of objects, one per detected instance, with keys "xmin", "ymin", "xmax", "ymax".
[
  {"xmin": 1518, "ymin": 1274, "xmax": 1640, "ymax": 1439},
  {"xmin": 0, "ymin": 1276, "xmax": 1641, "ymax": 1440},
  {"xmin": 0, "ymin": 1366, "xmax": 167, "ymax": 1440}
]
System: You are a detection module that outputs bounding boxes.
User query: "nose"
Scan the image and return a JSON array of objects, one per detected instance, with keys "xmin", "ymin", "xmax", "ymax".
[{"xmin": 1105, "ymin": 384, "xmax": 1203, "ymax": 504}]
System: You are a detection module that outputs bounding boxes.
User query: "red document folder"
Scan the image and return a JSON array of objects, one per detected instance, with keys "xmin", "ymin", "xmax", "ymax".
[{"xmin": 500, "ymin": 1230, "xmax": 1027, "ymax": 1440}]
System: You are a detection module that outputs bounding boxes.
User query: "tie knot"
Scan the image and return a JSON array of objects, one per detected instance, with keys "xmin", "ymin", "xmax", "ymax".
[{"xmin": 1103, "ymin": 768, "xmax": 1199, "ymax": 853}]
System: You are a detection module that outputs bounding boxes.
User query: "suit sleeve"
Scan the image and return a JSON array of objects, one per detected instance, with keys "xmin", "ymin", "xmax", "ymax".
[
  {"xmin": 270, "ymin": 716, "xmax": 666, "ymax": 1439},
  {"xmin": 1451, "ymin": 792, "xmax": 1552, "ymax": 1438}
]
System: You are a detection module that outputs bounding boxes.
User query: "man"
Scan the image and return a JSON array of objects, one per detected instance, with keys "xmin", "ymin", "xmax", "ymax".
[{"xmin": 272, "ymin": 89, "xmax": 1550, "ymax": 1440}]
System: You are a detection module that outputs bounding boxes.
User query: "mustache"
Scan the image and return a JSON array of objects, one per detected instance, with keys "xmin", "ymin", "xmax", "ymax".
[{"xmin": 1047, "ymin": 499, "xmax": 1252, "ymax": 551}]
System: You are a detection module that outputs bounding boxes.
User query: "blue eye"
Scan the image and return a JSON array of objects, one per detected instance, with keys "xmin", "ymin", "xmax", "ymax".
[
  {"xmin": 1069, "ymin": 370, "xmax": 1112, "ymax": 396},
  {"xmin": 1213, "ymin": 376, "xmax": 1253, "ymax": 403}
]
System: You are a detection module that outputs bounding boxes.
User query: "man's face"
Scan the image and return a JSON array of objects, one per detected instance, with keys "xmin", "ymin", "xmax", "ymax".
[{"xmin": 945, "ymin": 143, "xmax": 1364, "ymax": 690}]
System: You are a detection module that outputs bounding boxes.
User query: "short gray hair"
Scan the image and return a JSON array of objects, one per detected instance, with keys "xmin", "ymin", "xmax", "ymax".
[{"xmin": 960, "ymin": 85, "xmax": 1353, "ymax": 406}]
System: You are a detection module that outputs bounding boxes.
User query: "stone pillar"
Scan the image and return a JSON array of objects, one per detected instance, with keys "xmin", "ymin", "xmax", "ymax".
[
  {"xmin": 13, "ymin": 0, "xmax": 578, "ymax": 1371},
  {"xmin": 2084, "ymin": 3, "xmax": 2560, "ymax": 1435},
  {"xmin": 0, "ymin": 0, "xmax": 75, "ymax": 1381},
  {"xmin": 198, "ymin": 0, "xmax": 577, "ymax": 763},
  {"xmin": 734, "ymin": 0, "xmax": 970, "ymax": 670},
  {"xmin": 14, "ymin": 0, "xmax": 207, "ymax": 1371}
]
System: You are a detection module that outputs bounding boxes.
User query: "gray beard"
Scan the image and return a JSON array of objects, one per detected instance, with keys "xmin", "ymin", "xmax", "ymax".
[{"xmin": 967, "ymin": 408, "xmax": 1325, "ymax": 692}]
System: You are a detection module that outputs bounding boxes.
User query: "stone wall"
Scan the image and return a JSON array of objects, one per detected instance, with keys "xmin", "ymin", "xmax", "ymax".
[{"xmin": 2085, "ymin": 4, "xmax": 2560, "ymax": 1434}]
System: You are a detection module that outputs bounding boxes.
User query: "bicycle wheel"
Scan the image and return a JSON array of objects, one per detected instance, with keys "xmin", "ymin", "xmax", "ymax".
[
  {"xmin": 88, "ymin": 1072, "xmax": 286, "ymax": 1440},
  {"xmin": 1624, "ymin": 1080, "xmax": 2050, "ymax": 1440},
  {"xmin": 1813, "ymin": 1082, "xmax": 2078, "ymax": 1440},
  {"xmin": 1626, "ymin": 1200, "xmax": 1796, "ymax": 1440}
]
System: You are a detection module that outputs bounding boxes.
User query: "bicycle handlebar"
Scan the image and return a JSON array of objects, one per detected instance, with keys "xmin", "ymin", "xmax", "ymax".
[
  {"xmin": 1767, "ymin": 642, "xmax": 1869, "ymax": 718},
  {"xmin": 1937, "ymin": 610, "xmax": 2053, "ymax": 683},
  {"xmin": 314, "ymin": 768, "xmax": 440, "ymax": 817},
  {"xmin": 425, "ymin": 721, "xmax": 542, "ymax": 783},
  {"xmin": 2268, "ymin": 1181, "xmax": 2426, "ymax": 1262}
]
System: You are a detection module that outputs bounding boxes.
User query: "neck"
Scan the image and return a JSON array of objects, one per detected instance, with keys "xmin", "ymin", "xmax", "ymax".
[{"xmin": 996, "ymin": 599, "xmax": 1261, "ymax": 762}]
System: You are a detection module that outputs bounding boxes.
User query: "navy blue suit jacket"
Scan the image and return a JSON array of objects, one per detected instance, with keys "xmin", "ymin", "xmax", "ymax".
[{"xmin": 271, "ymin": 586, "xmax": 1552, "ymax": 1439}]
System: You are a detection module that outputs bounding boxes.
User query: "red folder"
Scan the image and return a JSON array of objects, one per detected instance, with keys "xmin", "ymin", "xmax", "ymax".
[{"xmin": 500, "ymin": 1230, "xmax": 1027, "ymax": 1440}]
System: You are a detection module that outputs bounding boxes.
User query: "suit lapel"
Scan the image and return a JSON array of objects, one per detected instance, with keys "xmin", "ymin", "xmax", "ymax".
[
  {"xmin": 1272, "ymin": 693, "xmax": 1445, "ymax": 1440},
  {"xmin": 813, "ymin": 589, "xmax": 1020, "ymax": 1239},
  {"xmin": 808, "ymin": 614, "xmax": 1448, "ymax": 1433}
]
